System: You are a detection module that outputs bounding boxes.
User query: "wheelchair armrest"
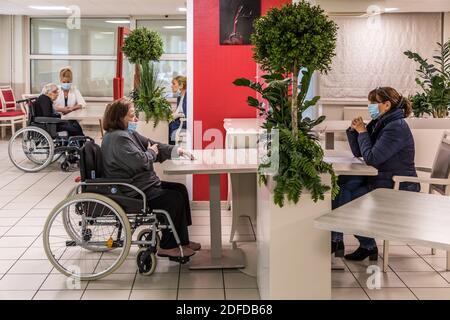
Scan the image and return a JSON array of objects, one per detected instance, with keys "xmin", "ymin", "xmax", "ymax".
[{"xmin": 34, "ymin": 117, "xmax": 67, "ymax": 124}]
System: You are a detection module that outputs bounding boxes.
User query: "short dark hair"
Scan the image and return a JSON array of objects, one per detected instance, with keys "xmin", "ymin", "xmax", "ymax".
[{"xmin": 102, "ymin": 98, "xmax": 133, "ymax": 131}]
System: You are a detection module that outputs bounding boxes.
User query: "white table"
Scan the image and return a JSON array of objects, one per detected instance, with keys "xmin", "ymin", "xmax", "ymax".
[
  {"xmin": 163, "ymin": 149, "xmax": 258, "ymax": 269},
  {"xmin": 62, "ymin": 106, "xmax": 105, "ymax": 126},
  {"xmin": 163, "ymin": 148, "xmax": 376, "ymax": 270},
  {"xmin": 315, "ymin": 189, "xmax": 450, "ymax": 265}
]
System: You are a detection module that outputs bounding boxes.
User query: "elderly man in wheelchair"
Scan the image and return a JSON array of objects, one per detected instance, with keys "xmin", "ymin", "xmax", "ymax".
[
  {"xmin": 8, "ymin": 83, "xmax": 89, "ymax": 172},
  {"xmin": 42, "ymin": 98, "xmax": 200, "ymax": 280}
]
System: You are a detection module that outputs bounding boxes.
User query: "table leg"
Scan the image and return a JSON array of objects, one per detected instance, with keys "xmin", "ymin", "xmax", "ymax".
[
  {"xmin": 189, "ymin": 174, "xmax": 245, "ymax": 270},
  {"xmin": 325, "ymin": 132, "xmax": 335, "ymax": 150}
]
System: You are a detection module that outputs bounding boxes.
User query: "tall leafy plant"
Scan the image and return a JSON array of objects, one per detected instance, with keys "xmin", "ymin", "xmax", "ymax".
[
  {"xmin": 123, "ymin": 27, "xmax": 172, "ymax": 125},
  {"xmin": 404, "ymin": 40, "xmax": 450, "ymax": 118},
  {"xmin": 234, "ymin": 1, "xmax": 339, "ymax": 207}
]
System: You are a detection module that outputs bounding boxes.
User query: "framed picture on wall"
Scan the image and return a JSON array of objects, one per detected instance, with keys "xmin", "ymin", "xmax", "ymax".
[{"xmin": 220, "ymin": 0, "xmax": 261, "ymax": 45}]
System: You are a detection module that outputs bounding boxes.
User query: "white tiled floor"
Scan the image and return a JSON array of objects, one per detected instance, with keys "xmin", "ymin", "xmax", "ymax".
[{"xmin": 0, "ymin": 132, "xmax": 450, "ymax": 300}]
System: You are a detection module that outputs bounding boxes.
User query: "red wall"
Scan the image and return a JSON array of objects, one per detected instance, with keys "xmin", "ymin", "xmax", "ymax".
[{"xmin": 193, "ymin": 0, "xmax": 290, "ymax": 200}]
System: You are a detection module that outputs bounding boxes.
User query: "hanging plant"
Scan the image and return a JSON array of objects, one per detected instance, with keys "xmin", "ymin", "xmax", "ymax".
[
  {"xmin": 123, "ymin": 27, "xmax": 172, "ymax": 125},
  {"xmin": 234, "ymin": 1, "xmax": 339, "ymax": 207}
]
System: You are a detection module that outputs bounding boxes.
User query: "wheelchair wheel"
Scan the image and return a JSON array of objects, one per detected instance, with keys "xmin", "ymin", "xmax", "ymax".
[
  {"xmin": 43, "ymin": 193, "xmax": 132, "ymax": 280},
  {"xmin": 137, "ymin": 228, "xmax": 160, "ymax": 250},
  {"xmin": 8, "ymin": 127, "xmax": 54, "ymax": 172},
  {"xmin": 136, "ymin": 248, "xmax": 157, "ymax": 276},
  {"xmin": 61, "ymin": 188, "xmax": 116, "ymax": 253}
]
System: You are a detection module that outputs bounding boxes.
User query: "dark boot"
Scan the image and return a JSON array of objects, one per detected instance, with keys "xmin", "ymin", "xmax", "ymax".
[
  {"xmin": 344, "ymin": 246, "xmax": 378, "ymax": 261},
  {"xmin": 331, "ymin": 240, "xmax": 345, "ymax": 258}
]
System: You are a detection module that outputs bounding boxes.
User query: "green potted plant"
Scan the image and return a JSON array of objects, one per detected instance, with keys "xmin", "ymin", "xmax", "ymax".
[
  {"xmin": 123, "ymin": 27, "xmax": 172, "ymax": 126},
  {"xmin": 409, "ymin": 92, "xmax": 432, "ymax": 118},
  {"xmin": 233, "ymin": 1, "xmax": 338, "ymax": 300},
  {"xmin": 404, "ymin": 39, "xmax": 450, "ymax": 118},
  {"xmin": 234, "ymin": 1, "xmax": 339, "ymax": 207}
]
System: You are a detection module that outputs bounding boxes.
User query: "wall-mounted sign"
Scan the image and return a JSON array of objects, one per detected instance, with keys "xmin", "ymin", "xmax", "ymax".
[{"xmin": 220, "ymin": 0, "xmax": 261, "ymax": 45}]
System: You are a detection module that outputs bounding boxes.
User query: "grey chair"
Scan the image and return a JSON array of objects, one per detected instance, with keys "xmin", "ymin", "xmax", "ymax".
[{"xmin": 385, "ymin": 131, "xmax": 450, "ymax": 272}]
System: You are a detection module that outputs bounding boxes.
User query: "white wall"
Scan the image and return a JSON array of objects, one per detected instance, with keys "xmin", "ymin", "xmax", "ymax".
[
  {"xmin": 445, "ymin": 12, "xmax": 450, "ymax": 41},
  {"xmin": 0, "ymin": 16, "xmax": 12, "ymax": 86}
]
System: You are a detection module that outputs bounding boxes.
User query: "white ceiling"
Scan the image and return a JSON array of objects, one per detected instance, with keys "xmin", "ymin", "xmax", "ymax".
[{"xmin": 0, "ymin": 0, "xmax": 187, "ymax": 16}]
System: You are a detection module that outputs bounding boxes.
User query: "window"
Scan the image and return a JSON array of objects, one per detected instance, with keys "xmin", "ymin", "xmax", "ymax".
[
  {"xmin": 137, "ymin": 19, "xmax": 187, "ymax": 97},
  {"xmin": 30, "ymin": 18, "xmax": 131, "ymax": 98}
]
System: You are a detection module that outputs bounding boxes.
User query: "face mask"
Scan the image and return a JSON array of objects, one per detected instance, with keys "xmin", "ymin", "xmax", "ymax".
[
  {"xmin": 61, "ymin": 83, "xmax": 72, "ymax": 90},
  {"xmin": 368, "ymin": 103, "xmax": 380, "ymax": 120},
  {"xmin": 127, "ymin": 121, "xmax": 138, "ymax": 133}
]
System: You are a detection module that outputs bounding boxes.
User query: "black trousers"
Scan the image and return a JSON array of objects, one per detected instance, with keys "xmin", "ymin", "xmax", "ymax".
[
  {"xmin": 58, "ymin": 120, "xmax": 84, "ymax": 137},
  {"xmin": 144, "ymin": 181, "xmax": 192, "ymax": 249}
]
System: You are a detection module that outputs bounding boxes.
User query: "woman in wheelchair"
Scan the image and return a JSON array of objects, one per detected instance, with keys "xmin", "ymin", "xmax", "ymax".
[
  {"xmin": 101, "ymin": 98, "xmax": 200, "ymax": 259},
  {"xmin": 37, "ymin": 83, "xmax": 84, "ymax": 137}
]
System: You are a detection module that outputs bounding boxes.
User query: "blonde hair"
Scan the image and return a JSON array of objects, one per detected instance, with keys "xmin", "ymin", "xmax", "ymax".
[
  {"xmin": 59, "ymin": 67, "xmax": 73, "ymax": 82},
  {"xmin": 173, "ymin": 75, "xmax": 187, "ymax": 90}
]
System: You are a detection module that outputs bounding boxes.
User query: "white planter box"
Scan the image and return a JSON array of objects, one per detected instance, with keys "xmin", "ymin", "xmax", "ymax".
[{"xmin": 257, "ymin": 178, "xmax": 331, "ymax": 300}]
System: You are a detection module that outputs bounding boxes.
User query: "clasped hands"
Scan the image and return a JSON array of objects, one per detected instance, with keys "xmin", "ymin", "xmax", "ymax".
[{"xmin": 351, "ymin": 117, "xmax": 367, "ymax": 133}]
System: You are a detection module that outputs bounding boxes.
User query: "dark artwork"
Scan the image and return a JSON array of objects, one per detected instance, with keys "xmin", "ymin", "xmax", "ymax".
[{"xmin": 220, "ymin": 0, "xmax": 261, "ymax": 45}]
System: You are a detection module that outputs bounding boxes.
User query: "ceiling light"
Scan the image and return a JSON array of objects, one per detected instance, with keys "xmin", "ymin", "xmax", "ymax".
[
  {"xmin": 178, "ymin": 7, "xmax": 187, "ymax": 12},
  {"xmin": 101, "ymin": 32, "xmax": 115, "ymax": 35},
  {"xmin": 38, "ymin": 27, "xmax": 55, "ymax": 30},
  {"xmin": 385, "ymin": 8, "xmax": 399, "ymax": 12},
  {"xmin": 29, "ymin": 6, "xmax": 70, "ymax": 11},
  {"xmin": 105, "ymin": 20, "xmax": 130, "ymax": 24},
  {"xmin": 163, "ymin": 26, "xmax": 186, "ymax": 29}
]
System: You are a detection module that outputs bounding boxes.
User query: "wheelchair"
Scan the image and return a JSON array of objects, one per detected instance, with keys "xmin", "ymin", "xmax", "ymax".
[
  {"xmin": 8, "ymin": 97, "xmax": 90, "ymax": 172},
  {"xmin": 43, "ymin": 141, "xmax": 190, "ymax": 280}
]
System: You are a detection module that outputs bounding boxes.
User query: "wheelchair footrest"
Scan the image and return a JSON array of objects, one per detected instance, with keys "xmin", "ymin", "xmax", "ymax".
[{"xmin": 168, "ymin": 256, "xmax": 190, "ymax": 264}]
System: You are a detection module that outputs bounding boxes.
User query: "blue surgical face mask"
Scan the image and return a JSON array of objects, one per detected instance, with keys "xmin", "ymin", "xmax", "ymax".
[
  {"xmin": 61, "ymin": 83, "xmax": 72, "ymax": 90},
  {"xmin": 368, "ymin": 103, "xmax": 380, "ymax": 120},
  {"xmin": 127, "ymin": 121, "xmax": 138, "ymax": 133}
]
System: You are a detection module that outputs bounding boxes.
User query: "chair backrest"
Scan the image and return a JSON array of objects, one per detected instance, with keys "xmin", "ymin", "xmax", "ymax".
[
  {"xmin": 430, "ymin": 131, "xmax": 450, "ymax": 194},
  {"xmin": 0, "ymin": 86, "xmax": 16, "ymax": 111},
  {"xmin": 79, "ymin": 141, "xmax": 104, "ymax": 181}
]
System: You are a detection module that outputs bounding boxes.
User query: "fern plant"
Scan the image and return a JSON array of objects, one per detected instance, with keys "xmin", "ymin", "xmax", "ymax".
[
  {"xmin": 234, "ymin": 73, "xmax": 339, "ymax": 207},
  {"xmin": 404, "ymin": 40, "xmax": 450, "ymax": 118}
]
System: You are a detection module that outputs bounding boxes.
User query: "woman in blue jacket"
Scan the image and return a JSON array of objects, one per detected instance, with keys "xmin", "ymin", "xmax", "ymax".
[{"xmin": 332, "ymin": 87, "xmax": 420, "ymax": 261}]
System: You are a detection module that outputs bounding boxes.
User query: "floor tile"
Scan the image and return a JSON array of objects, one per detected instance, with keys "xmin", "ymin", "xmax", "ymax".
[
  {"xmin": 0, "ymin": 236, "xmax": 37, "ymax": 248},
  {"xmin": 82, "ymin": 290, "xmax": 130, "ymax": 300},
  {"xmin": 344, "ymin": 258, "xmax": 390, "ymax": 272},
  {"xmin": 21, "ymin": 247, "xmax": 52, "ymax": 260},
  {"xmin": 388, "ymin": 257, "xmax": 435, "ymax": 272},
  {"xmin": 396, "ymin": 272, "xmax": 450, "ymax": 288},
  {"xmin": 129, "ymin": 289, "xmax": 177, "ymax": 300},
  {"xmin": 364, "ymin": 288, "xmax": 417, "ymax": 300},
  {"xmin": 8, "ymin": 259, "xmax": 53, "ymax": 274},
  {"xmin": 86, "ymin": 273, "xmax": 136, "ymax": 290},
  {"xmin": 412, "ymin": 288, "xmax": 450, "ymax": 300},
  {"xmin": 331, "ymin": 271, "xmax": 360, "ymax": 288},
  {"xmin": 0, "ymin": 247, "xmax": 27, "ymax": 260},
  {"xmin": 40, "ymin": 274, "xmax": 88, "ymax": 290},
  {"xmin": 225, "ymin": 289, "xmax": 260, "ymax": 300},
  {"xmin": 179, "ymin": 271, "xmax": 223, "ymax": 289},
  {"xmin": 381, "ymin": 246, "xmax": 418, "ymax": 258},
  {"xmin": 439, "ymin": 271, "xmax": 450, "ymax": 283},
  {"xmin": 0, "ymin": 218, "xmax": 20, "ymax": 227},
  {"xmin": 410, "ymin": 246, "xmax": 446, "ymax": 257},
  {"xmin": 132, "ymin": 273, "xmax": 179, "ymax": 290},
  {"xmin": 0, "ymin": 290, "xmax": 35, "ymax": 300},
  {"xmin": 353, "ymin": 271, "xmax": 406, "ymax": 289},
  {"xmin": 423, "ymin": 257, "xmax": 448, "ymax": 272},
  {"xmin": 33, "ymin": 290, "xmax": 83, "ymax": 300},
  {"xmin": 0, "ymin": 260, "xmax": 15, "ymax": 274},
  {"xmin": 224, "ymin": 272, "xmax": 257, "ymax": 289},
  {"xmin": 331, "ymin": 288, "xmax": 369, "ymax": 300},
  {"xmin": 0, "ymin": 274, "xmax": 47, "ymax": 290},
  {"xmin": 178, "ymin": 289, "xmax": 225, "ymax": 300},
  {"xmin": 4, "ymin": 226, "xmax": 43, "ymax": 237}
]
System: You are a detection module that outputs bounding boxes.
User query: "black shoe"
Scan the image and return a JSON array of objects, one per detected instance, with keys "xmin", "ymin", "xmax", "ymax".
[
  {"xmin": 331, "ymin": 240, "xmax": 345, "ymax": 257},
  {"xmin": 344, "ymin": 246, "xmax": 378, "ymax": 261}
]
